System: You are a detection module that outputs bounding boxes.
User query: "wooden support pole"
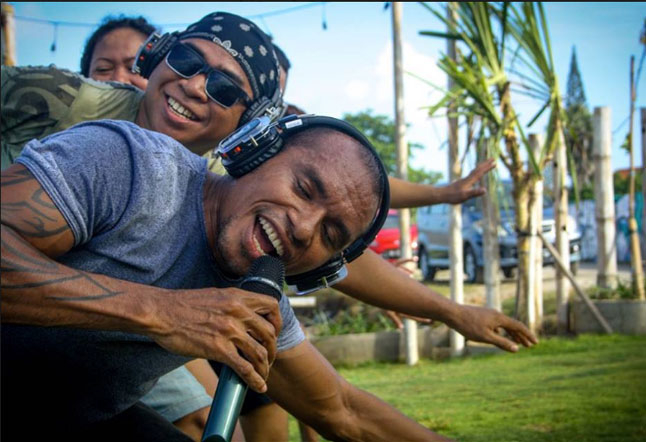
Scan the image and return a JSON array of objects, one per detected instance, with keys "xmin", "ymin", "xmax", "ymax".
[
  {"xmin": 527, "ymin": 134, "xmax": 544, "ymax": 334},
  {"xmin": 593, "ymin": 107, "xmax": 618, "ymax": 288},
  {"xmin": 538, "ymin": 231, "xmax": 613, "ymax": 334},
  {"xmin": 446, "ymin": 1, "xmax": 464, "ymax": 356},
  {"xmin": 627, "ymin": 56, "xmax": 645, "ymax": 300},
  {"xmin": 1, "ymin": 3, "xmax": 17, "ymax": 66},
  {"xmin": 641, "ymin": 108, "xmax": 646, "ymax": 266},
  {"xmin": 554, "ymin": 128, "xmax": 571, "ymax": 334},
  {"xmin": 392, "ymin": 1, "xmax": 418, "ymax": 365},
  {"xmin": 480, "ymin": 137, "xmax": 501, "ymax": 312}
]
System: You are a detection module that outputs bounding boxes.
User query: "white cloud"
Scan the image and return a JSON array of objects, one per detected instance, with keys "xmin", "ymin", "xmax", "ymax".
[
  {"xmin": 373, "ymin": 40, "xmax": 450, "ymax": 175},
  {"xmin": 343, "ymin": 80, "xmax": 370, "ymax": 101}
]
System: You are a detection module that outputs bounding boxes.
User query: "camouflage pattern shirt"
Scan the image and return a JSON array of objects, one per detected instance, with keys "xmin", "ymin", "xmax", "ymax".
[{"xmin": 1, "ymin": 65, "xmax": 144, "ymax": 170}]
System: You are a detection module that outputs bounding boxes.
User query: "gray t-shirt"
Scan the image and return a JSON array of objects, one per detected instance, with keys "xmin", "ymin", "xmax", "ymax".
[{"xmin": 4, "ymin": 119, "xmax": 304, "ymax": 426}]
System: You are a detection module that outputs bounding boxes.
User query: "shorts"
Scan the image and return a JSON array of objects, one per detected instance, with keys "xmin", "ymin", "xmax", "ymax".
[
  {"xmin": 141, "ymin": 365, "xmax": 212, "ymax": 422},
  {"xmin": 209, "ymin": 361, "xmax": 274, "ymax": 415}
]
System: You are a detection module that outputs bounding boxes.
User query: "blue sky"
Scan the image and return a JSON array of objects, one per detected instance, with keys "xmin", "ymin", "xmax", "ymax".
[{"xmin": 7, "ymin": 2, "xmax": 646, "ymax": 179}]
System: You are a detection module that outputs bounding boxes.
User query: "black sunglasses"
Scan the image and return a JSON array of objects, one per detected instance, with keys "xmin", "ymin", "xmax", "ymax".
[{"xmin": 165, "ymin": 43, "xmax": 251, "ymax": 108}]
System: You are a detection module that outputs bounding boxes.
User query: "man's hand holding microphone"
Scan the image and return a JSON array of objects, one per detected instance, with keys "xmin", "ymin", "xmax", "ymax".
[{"xmin": 202, "ymin": 255, "xmax": 285, "ymax": 442}]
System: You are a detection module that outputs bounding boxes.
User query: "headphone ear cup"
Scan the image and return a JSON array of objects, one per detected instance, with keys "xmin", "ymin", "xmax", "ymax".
[
  {"xmin": 239, "ymin": 84, "xmax": 284, "ymax": 125},
  {"xmin": 239, "ymin": 97, "xmax": 271, "ymax": 126},
  {"xmin": 226, "ymin": 137, "xmax": 284, "ymax": 178},
  {"xmin": 133, "ymin": 32, "xmax": 179, "ymax": 79}
]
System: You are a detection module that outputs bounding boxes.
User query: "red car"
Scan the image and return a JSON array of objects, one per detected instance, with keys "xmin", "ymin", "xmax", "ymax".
[{"xmin": 368, "ymin": 209, "xmax": 418, "ymax": 263}]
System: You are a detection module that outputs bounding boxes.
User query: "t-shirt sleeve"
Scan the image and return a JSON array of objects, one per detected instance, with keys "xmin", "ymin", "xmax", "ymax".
[
  {"xmin": 277, "ymin": 295, "xmax": 306, "ymax": 352},
  {"xmin": 1, "ymin": 65, "xmax": 85, "ymax": 170},
  {"xmin": 15, "ymin": 120, "xmax": 138, "ymax": 246}
]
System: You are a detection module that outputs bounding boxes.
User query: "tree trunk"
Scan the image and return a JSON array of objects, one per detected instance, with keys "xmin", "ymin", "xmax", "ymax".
[
  {"xmin": 512, "ymin": 178, "xmax": 531, "ymax": 324},
  {"xmin": 479, "ymin": 136, "xmax": 501, "ymax": 311},
  {"xmin": 498, "ymin": 82, "xmax": 531, "ymax": 324}
]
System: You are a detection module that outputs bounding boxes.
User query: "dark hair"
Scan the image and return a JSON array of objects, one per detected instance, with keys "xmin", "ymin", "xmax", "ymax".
[{"xmin": 80, "ymin": 15, "xmax": 157, "ymax": 77}]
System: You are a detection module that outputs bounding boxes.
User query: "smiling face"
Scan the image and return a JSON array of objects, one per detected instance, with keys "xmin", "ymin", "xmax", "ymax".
[
  {"xmin": 135, "ymin": 38, "xmax": 253, "ymax": 156},
  {"xmin": 209, "ymin": 130, "xmax": 380, "ymax": 277},
  {"xmin": 89, "ymin": 27, "xmax": 149, "ymax": 90}
]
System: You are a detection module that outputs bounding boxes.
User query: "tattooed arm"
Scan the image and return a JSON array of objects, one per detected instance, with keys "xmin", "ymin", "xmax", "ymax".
[{"xmin": 1, "ymin": 164, "xmax": 281, "ymax": 393}]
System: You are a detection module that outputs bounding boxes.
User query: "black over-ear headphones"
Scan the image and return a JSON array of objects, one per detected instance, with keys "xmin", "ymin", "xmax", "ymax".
[
  {"xmin": 132, "ymin": 32, "xmax": 285, "ymax": 125},
  {"xmin": 216, "ymin": 114, "xmax": 391, "ymax": 294}
]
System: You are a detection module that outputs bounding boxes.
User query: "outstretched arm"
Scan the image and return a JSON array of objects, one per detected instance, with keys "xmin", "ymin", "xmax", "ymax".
[
  {"xmin": 336, "ymin": 249, "xmax": 538, "ymax": 352},
  {"xmin": 268, "ymin": 341, "xmax": 452, "ymax": 442},
  {"xmin": 389, "ymin": 158, "xmax": 496, "ymax": 208},
  {"xmin": 1, "ymin": 164, "xmax": 281, "ymax": 393}
]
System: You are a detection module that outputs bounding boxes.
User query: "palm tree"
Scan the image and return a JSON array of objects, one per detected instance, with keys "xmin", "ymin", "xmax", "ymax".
[{"xmin": 419, "ymin": 2, "xmax": 570, "ymax": 328}]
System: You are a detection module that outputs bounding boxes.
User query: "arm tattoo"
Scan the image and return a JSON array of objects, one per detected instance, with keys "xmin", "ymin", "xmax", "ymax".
[
  {"xmin": 1, "ymin": 169, "xmax": 69, "ymax": 239},
  {"xmin": 2, "ymin": 169, "xmax": 122, "ymax": 301},
  {"xmin": 1, "ymin": 227, "xmax": 123, "ymax": 301}
]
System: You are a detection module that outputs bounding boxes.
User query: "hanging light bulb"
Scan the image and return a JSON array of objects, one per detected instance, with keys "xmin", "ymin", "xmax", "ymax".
[{"xmin": 50, "ymin": 23, "xmax": 58, "ymax": 52}]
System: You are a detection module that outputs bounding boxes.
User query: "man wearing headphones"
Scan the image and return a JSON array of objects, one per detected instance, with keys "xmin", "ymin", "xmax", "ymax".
[
  {"xmin": 1, "ymin": 111, "xmax": 455, "ymax": 441},
  {"xmin": 1, "ymin": 9, "xmax": 536, "ymax": 440},
  {"xmin": 1, "ymin": 10, "xmax": 535, "ymax": 352}
]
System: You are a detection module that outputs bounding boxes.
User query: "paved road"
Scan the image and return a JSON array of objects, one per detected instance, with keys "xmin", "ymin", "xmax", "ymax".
[{"xmin": 426, "ymin": 261, "xmax": 633, "ymax": 305}]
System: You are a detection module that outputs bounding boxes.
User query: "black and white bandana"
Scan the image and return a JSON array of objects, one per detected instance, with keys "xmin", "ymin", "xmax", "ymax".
[{"xmin": 178, "ymin": 12, "xmax": 280, "ymax": 105}]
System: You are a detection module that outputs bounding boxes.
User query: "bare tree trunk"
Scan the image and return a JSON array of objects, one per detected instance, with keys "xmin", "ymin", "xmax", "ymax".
[
  {"xmin": 512, "ymin": 178, "xmax": 531, "ymax": 324},
  {"xmin": 496, "ymin": 82, "xmax": 531, "ymax": 324},
  {"xmin": 447, "ymin": 1, "xmax": 465, "ymax": 356},
  {"xmin": 627, "ymin": 56, "xmax": 645, "ymax": 299},
  {"xmin": 554, "ymin": 126, "xmax": 571, "ymax": 334},
  {"xmin": 594, "ymin": 107, "xmax": 618, "ymax": 288},
  {"xmin": 479, "ymin": 137, "xmax": 501, "ymax": 311}
]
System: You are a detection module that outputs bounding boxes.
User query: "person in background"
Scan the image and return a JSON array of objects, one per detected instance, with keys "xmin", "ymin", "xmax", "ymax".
[{"xmin": 80, "ymin": 15, "xmax": 156, "ymax": 90}]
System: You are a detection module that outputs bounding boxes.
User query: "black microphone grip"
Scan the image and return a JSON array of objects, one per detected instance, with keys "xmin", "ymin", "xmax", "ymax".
[{"xmin": 202, "ymin": 256, "xmax": 284, "ymax": 442}]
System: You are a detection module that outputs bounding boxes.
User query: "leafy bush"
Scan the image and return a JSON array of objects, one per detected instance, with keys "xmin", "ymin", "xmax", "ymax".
[
  {"xmin": 588, "ymin": 278, "xmax": 641, "ymax": 300},
  {"xmin": 310, "ymin": 306, "xmax": 396, "ymax": 336}
]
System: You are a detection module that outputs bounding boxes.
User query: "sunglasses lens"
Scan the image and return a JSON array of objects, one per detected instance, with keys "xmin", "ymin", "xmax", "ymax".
[
  {"xmin": 166, "ymin": 44, "xmax": 203, "ymax": 77},
  {"xmin": 206, "ymin": 71, "xmax": 245, "ymax": 107}
]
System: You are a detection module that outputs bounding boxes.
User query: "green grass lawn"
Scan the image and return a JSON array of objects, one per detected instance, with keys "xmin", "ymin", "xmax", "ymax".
[{"xmin": 288, "ymin": 334, "xmax": 646, "ymax": 441}]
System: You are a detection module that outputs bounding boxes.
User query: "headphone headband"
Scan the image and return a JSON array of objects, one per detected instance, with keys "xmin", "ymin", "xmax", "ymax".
[{"xmin": 216, "ymin": 114, "xmax": 390, "ymax": 294}]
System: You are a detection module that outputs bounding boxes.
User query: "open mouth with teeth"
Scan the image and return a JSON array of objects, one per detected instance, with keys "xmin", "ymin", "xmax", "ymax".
[
  {"xmin": 167, "ymin": 96, "xmax": 197, "ymax": 120},
  {"xmin": 253, "ymin": 216, "xmax": 284, "ymax": 258}
]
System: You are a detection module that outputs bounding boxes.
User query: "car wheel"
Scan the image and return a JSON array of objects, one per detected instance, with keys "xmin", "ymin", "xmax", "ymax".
[
  {"xmin": 464, "ymin": 244, "xmax": 483, "ymax": 283},
  {"xmin": 502, "ymin": 266, "xmax": 516, "ymax": 279},
  {"xmin": 570, "ymin": 261, "xmax": 579, "ymax": 276},
  {"xmin": 419, "ymin": 249, "xmax": 436, "ymax": 282}
]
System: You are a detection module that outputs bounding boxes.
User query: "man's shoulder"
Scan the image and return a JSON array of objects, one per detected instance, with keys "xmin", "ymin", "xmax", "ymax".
[{"xmin": 57, "ymin": 120, "xmax": 203, "ymax": 169}]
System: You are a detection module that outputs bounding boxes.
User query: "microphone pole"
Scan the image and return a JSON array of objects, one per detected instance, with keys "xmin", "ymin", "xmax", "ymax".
[{"xmin": 202, "ymin": 256, "xmax": 284, "ymax": 442}]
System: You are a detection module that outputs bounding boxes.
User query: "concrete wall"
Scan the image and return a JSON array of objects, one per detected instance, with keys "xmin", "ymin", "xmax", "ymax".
[
  {"xmin": 309, "ymin": 324, "xmax": 450, "ymax": 365},
  {"xmin": 570, "ymin": 300, "xmax": 646, "ymax": 335}
]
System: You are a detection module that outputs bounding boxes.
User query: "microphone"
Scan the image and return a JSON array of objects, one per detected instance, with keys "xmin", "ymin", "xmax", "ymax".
[{"xmin": 202, "ymin": 255, "xmax": 285, "ymax": 442}]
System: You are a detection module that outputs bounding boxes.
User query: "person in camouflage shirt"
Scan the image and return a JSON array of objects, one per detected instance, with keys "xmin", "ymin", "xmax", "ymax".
[{"xmin": 1, "ymin": 65, "xmax": 143, "ymax": 169}]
